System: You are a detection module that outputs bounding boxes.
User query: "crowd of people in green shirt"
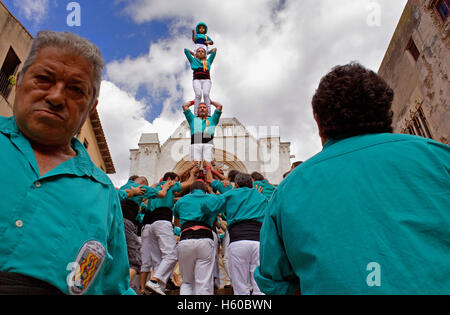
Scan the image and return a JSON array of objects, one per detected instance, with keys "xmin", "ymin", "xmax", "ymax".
[{"xmin": 117, "ymin": 159, "xmax": 282, "ymax": 295}]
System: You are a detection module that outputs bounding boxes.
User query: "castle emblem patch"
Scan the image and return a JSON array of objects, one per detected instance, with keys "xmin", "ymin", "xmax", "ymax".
[{"xmin": 67, "ymin": 240, "xmax": 106, "ymax": 295}]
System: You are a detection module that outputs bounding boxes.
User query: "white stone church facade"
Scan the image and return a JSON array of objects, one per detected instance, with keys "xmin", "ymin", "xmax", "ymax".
[{"xmin": 129, "ymin": 117, "xmax": 294, "ymax": 185}]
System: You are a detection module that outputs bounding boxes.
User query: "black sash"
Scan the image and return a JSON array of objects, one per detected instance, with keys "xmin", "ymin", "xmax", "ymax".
[
  {"xmin": 191, "ymin": 133, "xmax": 214, "ymax": 144},
  {"xmin": 228, "ymin": 220, "xmax": 262, "ymax": 243},
  {"xmin": 143, "ymin": 207, "xmax": 172, "ymax": 225},
  {"xmin": 120, "ymin": 199, "xmax": 139, "ymax": 225},
  {"xmin": 0, "ymin": 272, "xmax": 64, "ymax": 295},
  {"xmin": 193, "ymin": 69, "xmax": 211, "ymax": 80}
]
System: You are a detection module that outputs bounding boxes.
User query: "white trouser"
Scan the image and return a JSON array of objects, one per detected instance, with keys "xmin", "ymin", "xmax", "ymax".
[
  {"xmin": 222, "ymin": 230, "xmax": 231, "ymax": 279},
  {"xmin": 193, "ymin": 79, "xmax": 212, "ymax": 116},
  {"xmin": 177, "ymin": 238, "xmax": 215, "ymax": 295},
  {"xmin": 190, "ymin": 143, "xmax": 214, "ymax": 162},
  {"xmin": 213, "ymin": 232, "xmax": 220, "ymax": 288},
  {"xmin": 147, "ymin": 221, "xmax": 178, "ymax": 288},
  {"xmin": 228, "ymin": 240, "xmax": 264, "ymax": 295},
  {"xmin": 140, "ymin": 224, "xmax": 155, "ymax": 273}
]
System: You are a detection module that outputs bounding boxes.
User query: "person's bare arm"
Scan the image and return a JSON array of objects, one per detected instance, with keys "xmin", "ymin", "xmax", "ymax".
[
  {"xmin": 210, "ymin": 100, "xmax": 223, "ymax": 112},
  {"xmin": 125, "ymin": 185, "xmax": 145, "ymax": 198},
  {"xmin": 212, "ymin": 169, "xmax": 227, "ymax": 181},
  {"xmin": 181, "ymin": 165, "xmax": 199, "ymax": 190},
  {"xmin": 204, "ymin": 161, "xmax": 215, "ymax": 184},
  {"xmin": 157, "ymin": 180, "xmax": 175, "ymax": 198},
  {"xmin": 178, "ymin": 161, "xmax": 196, "ymax": 179},
  {"xmin": 182, "ymin": 100, "xmax": 195, "ymax": 112}
]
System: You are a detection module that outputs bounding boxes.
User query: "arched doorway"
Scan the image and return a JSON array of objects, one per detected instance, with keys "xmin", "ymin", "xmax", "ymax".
[{"xmin": 172, "ymin": 148, "xmax": 248, "ymax": 176}]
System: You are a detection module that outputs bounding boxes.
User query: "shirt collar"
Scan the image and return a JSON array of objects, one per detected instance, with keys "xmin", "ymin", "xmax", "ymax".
[
  {"xmin": 323, "ymin": 138, "xmax": 339, "ymax": 149},
  {"xmin": 0, "ymin": 116, "xmax": 19, "ymax": 135},
  {"xmin": 191, "ymin": 189, "xmax": 206, "ymax": 195},
  {"xmin": 0, "ymin": 116, "xmax": 110, "ymax": 186}
]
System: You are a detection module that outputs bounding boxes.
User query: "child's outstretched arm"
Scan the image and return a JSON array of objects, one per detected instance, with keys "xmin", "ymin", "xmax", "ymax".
[{"xmin": 192, "ymin": 29, "xmax": 196, "ymax": 43}]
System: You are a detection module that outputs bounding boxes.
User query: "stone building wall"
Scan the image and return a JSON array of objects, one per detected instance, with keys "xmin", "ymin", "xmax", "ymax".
[
  {"xmin": 0, "ymin": 1, "xmax": 33, "ymax": 115},
  {"xmin": 130, "ymin": 117, "xmax": 293, "ymax": 185},
  {"xmin": 378, "ymin": 0, "xmax": 449, "ymax": 144}
]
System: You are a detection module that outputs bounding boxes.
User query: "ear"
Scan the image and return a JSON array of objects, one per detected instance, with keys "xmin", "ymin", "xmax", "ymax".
[
  {"xmin": 15, "ymin": 71, "xmax": 22, "ymax": 90},
  {"xmin": 313, "ymin": 113, "xmax": 322, "ymax": 136},
  {"xmin": 314, "ymin": 113, "xmax": 328, "ymax": 146}
]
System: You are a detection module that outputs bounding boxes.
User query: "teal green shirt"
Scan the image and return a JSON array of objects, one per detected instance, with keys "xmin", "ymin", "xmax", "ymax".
[
  {"xmin": 202, "ymin": 187, "xmax": 268, "ymax": 229},
  {"xmin": 0, "ymin": 116, "xmax": 135, "ymax": 295},
  {"xmin": 150, "ymin": 181, "xmax": 182, "ymax": 211},
  {"xmin": 184, "ymin": 108, "xmax": 222, "ymax": 138},
  {"xmin": 119, "ymin": 180, "xmax": 160, "ymax": 205},
  {"xmin": 211, "ymin": 179, "xmax": 232, "ymax": 194},
  {"xmin": 184, "ymin": 49, "xmax": 216, "ymax": 71},
  {"xmin": 253, "ymin": 179, "xmax": 277, "ymax": 201},
  {"xmin": 173, "ymin": 190, "xmax": 222, "ymax": 228},
  {"xmin": 117, "ymin": 189, "xmax": 128, "ymax": 201},
  {"xmin": 255, "ymin": 133, "xmax": 450, "ymax": 295}
]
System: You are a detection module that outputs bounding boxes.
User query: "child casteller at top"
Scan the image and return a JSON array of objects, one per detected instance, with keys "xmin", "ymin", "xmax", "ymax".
[
  {"xmin": 186, "ymin": 22, "xmax": 217, "ymax": 116},
  {"xmin": 192, "ymin": 22, "xmax": 214, "ymax": 53}
]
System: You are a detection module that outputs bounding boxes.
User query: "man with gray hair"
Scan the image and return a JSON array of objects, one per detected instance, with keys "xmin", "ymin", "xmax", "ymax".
[{"xmin": 0, "ymin": 31, "xmax": 134, "ymax": 295}]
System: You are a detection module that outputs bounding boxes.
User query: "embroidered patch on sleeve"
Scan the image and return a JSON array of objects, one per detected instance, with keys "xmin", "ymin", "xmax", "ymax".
[{"xmin": 67, "ymin": 240, "xmax": 106, "ymax": 295}]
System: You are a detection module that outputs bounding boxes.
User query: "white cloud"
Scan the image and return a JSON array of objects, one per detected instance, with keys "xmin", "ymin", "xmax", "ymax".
[
  {"xmin": 97, "ymin": 81, "xmax": 186, "ymax": 187},
  {"xmin": 102, "ymin": 0, "xmax": 408, "ymax": 184},
  {"xmin": 12, "ymin": 0, "xmax": 49, "ymax": 25}
]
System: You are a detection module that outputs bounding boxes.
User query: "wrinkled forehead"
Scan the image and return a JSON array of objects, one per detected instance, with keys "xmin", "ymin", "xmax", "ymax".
[{"xmin": 31, "ymin": 46, "xmax": 94, "ymax": 81}]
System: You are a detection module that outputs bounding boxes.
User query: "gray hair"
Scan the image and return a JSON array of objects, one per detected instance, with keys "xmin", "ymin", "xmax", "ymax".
[
  {"xmin": 20, "ymin": 31, "xmax": 104, "ymax": 106},
  {"xmin": 235, "ymin": 173, "xmax": 253, "ymax": 189}
]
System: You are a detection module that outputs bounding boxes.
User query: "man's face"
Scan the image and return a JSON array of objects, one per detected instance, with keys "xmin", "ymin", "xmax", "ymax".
[
  {"xmin": 197, "ymin": 103, "xmax": 208, "ymax": 117},
  {"xmin": 13, "ymin": 46, "xmax": 97, "ymax": 147}
]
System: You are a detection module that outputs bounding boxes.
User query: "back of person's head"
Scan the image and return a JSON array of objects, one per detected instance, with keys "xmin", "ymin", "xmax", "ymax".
[
  {"xmin": 312, "ymin": 62, "xmax": 394, "ymax": 139},
  {"xmin": 283, "ymin": 171, "xmax": 290, "ymax": 179},
  {"xmin": 292, "ymin": 161, "xmax": 303, "ymax": 169},
  {"xmin": 235, "ymin": 173, "xmax": 253, "ymax": 189},
  {"xmin": 129, "ymin": 175, "xmax": 139, "ymax": 182},
  {"xmin": 163, "ymin": 172, "xmax": 179, "ymax": 182},
  {"xmin": 191, "ymin": 180, "xmax": 208, "ymax": 193},
  {"xmin": 251, "ymin": 172, "xmax": 265, "ymax": 182},
  {"xmin": 227, "ymin": 170, "xmax": 239, "ymax": 182},
  {"xmin": 135, "ymin": 176, "xmax": 149, "ymax": 186}
]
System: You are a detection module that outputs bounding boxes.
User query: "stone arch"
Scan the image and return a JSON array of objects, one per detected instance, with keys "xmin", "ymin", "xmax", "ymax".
[{"xmin": 172, "ymin": 148, "xmax": 248, "ymax": 176}]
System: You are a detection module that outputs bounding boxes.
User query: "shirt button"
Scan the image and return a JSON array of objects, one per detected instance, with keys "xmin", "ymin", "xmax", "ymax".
[
  {"xmin": 34, "ymin": 181, "xmax": 41, "ymax": 188},
  {"xmin": 15, "ymin": 220, "xmax": 23, "ymax": 228}
]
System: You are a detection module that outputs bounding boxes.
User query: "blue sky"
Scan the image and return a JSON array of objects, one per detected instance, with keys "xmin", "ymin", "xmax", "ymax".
[
  {"xmin": 3, "ymin": 0, "xmax": 169, "ymax": 120},
  {"xmin": 3, "ymin": 0, "xmax": 168, "ymax": 62},
  {"xmin": 2, "ymin": 0, "xmax": 409, "ymax": 185}
]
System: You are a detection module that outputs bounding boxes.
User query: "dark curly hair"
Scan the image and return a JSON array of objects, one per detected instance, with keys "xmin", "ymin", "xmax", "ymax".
[
  {"xmin": 235, "ymin": 173, "xmax": 253, "ymax": 189},
  {"xmin": 250, "ymin": 171, "xmax": 265, "ymax": 182},
  {"xmin": 312, "ymin": 62, "xmax": 394, "ymax": 139},
  {"xmin": 190, "ymin": 180, "xmax": 208, "ymax": 193},
  {"xmin": 163, "ymin": 172, "xmax": 179, "ymax": 181}
]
